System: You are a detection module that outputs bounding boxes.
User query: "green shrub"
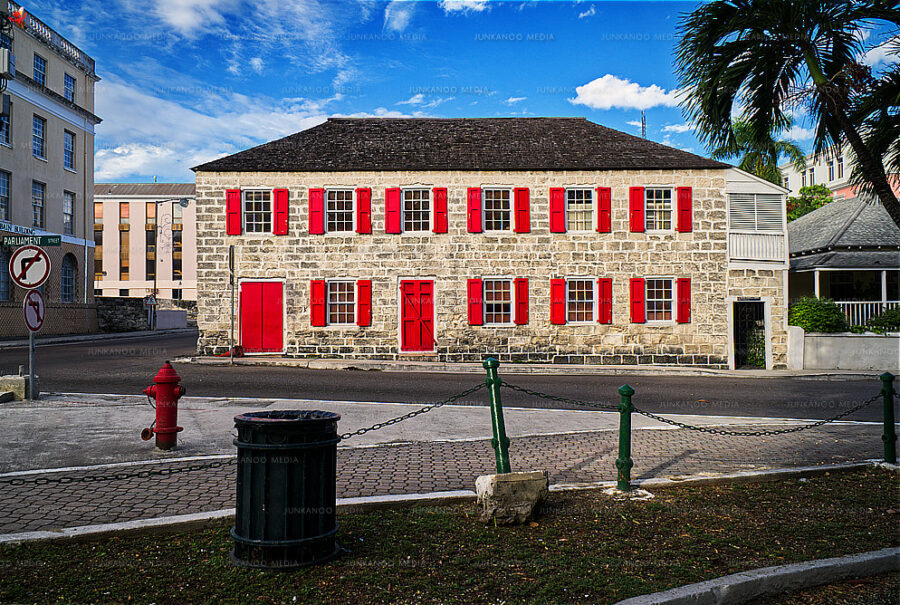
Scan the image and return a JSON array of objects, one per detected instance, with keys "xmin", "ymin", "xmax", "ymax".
[
  {"xmin": 788, "ymin": 297, "xmax": 849, "ymax": 333},
  {"xmin": 866, "ymin": 307, "xmax": 900, "ymax": 332}
]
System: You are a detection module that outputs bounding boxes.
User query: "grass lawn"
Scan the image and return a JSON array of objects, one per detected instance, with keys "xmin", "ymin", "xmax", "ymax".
[{"xmin": 1, "ymin": 468, "xmax": 897, "ymax": 604}]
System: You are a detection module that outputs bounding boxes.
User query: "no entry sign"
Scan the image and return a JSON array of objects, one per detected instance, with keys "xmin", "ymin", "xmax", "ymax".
[
  {"xmin": 23, "ymin": 289, "xmax": 45, "ymax": 332},
  {"xmin": 9, "ymin": 245, "xmax": 51, "ymax": 290}
]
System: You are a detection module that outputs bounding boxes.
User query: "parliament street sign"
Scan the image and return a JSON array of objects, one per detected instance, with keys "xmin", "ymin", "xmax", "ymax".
[{"xmin": 3, "ymin": 235, "xmax": 61, "ymax": 247}]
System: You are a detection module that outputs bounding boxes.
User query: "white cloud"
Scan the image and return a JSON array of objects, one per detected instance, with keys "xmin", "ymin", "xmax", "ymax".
[
  {"xmin": 786, "ymin": 124, "xmax": 816, "ymax": 142},
  {"xmin": 439, "ymin": 0, "xmax": 489, "ymax": 14},
  {"xmin": 384, "ymin": 0, "xmax": 415, "ymax": 33},
  {"xmin": 397, "ymin": 94, "xmax": 453, "ymax": 108},
  {"xmin": 152, "ymin": 0, "xmax": 240, "ymax": 36},
  {"xmin": 569, "ymin": 75, "xmax": 679, "ymax": 111},
  {"xmin": 662, "ymin": 123, "xmax": 693, "ymax": 134},
  {"xmin": 249, "ymin": 57, "xmax": 264, "ymax": 73},
  {"xmin": 397, "ymin": 93, "xmax": 426, "ymax": 105},
  {"xmin": 863, "ymin": 36, "xmax": 900, "ymax": 67},
  {"xmin": 626, "ymin": 120, "xmax": 642, "ymax": 128},
  {"xmin": 578, "ymin": 6, "xmax": 596, "ymax": 19},
  {"xmin": 504, "ymin": 96, "xmax": 526, "ymax": 104}
]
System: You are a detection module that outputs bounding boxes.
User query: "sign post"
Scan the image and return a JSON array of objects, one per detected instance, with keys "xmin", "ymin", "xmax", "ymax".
[
  {"xmin": 23, "ymin": 289, "xmax": 44, "ymax": 401},
  {"xmin": 10, "ymin": 246, "xmax": 51, "ymax": 402}
]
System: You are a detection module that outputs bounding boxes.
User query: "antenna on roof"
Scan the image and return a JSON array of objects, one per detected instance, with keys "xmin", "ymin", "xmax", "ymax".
[
  {"xmin": 641, "ymin": 111, "xmax": 646, "ymax": 139},
  {"xmin": 153, "ymin": 175, "xmax": 158, "ymax": 183}
]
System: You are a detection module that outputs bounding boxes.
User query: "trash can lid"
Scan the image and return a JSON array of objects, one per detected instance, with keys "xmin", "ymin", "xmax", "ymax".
[{"xmin": 234, "ymin": 410, "xmax": 341, "ymax": 426}]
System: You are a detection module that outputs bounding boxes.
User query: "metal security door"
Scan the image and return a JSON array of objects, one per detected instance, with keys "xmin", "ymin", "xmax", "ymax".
[
  {"xmin": 734, "ymin": 301, "xmax": 765, "ymax": 368},
  {"xmin": 400, "ymin": 281, "xmax": 435, "ymax": 352}
]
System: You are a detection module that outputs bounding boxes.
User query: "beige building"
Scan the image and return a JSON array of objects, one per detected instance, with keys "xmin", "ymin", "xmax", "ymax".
[
  {"xmin": 194, "ymin": 118, "xmax": 788, "ymax": 369},
  {"xmin": 93, "ymin": 183, "xmax": 197, "ymax": 301},
  {"xmin": 0, "ymin": 3, "xmax": 100, "ymax": 336},
  {"xmin": 778, "ymin": 142, "xmax": 900, "ymax": 200}
]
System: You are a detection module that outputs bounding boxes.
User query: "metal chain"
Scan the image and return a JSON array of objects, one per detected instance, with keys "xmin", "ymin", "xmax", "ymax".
[
  {"xmin": 0, "ymin": 458, "xmax": 235, "ymax": 487},
  {"xmin": 499, "ymin": 381, "xmax": 618, "ymax": 410},
  {"xmin": 633, "ymin": 391, "xmax": 885, "ymax": 437},
  {"xmin": 340, "ymin": 382, "xmax": 487, "ymax": 441}
]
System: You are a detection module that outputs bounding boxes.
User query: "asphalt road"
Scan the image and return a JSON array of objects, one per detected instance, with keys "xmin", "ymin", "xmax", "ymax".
[{"xmin": 0, "ymin": 331, "xmax": 886, "ymax": 421}]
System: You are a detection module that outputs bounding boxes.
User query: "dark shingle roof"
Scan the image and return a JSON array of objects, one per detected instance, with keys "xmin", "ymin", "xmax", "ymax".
[
  {"xmin": 94, "ymin": 183, "xmax": 196, "ymax": 197},
  {"xmin": 791, "ymin": 250, "xmax": 900, "ymax": 270},
  {"xmin": 788, "ymin": 197, "xmax": 900, "ymax": 255},
  {"xmin": 192, "ymin": 118, "xmax": 727, "ymax": 173}
]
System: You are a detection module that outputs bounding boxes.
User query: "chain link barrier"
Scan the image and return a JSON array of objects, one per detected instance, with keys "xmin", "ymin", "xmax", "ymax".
[
  {"xmin": 0, "ymin": 458, "xmax": 235, "ymax": 487},
  {"xmin": 499, "ymin": 381, "xmax": 618, "ymax": 410},
  {"xmin": 339, "ymin": 382, "xmax": 487, "ymax": 441}
]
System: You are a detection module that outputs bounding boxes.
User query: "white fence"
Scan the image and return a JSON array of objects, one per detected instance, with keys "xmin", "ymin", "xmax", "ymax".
[{"xmin": 836, "ymin": 301, "xmax": 900, "ymax": 327}]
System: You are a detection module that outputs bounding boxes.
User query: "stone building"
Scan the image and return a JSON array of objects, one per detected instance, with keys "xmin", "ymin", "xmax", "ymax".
[{"xmin": 193, "ymin": 118, "xmax": 788, "ymax": 369}]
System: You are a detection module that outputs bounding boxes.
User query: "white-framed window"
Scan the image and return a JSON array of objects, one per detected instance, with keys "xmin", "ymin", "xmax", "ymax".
[
  {"xmin": 31, "ymin": 181, "xmax": 45, "ymax": 228},
  {"xmin": 242, "ymin": 190, "xmax": 271, "ymax": 233},
  {"xmin": 64, "ymin": 131, "xmax": 76, "ymax": 170},
  {"xmin": 565, "ymin": 188, "xmax": 592, "ymax": 231},
  {"xmin": 0, "ymin": 170, "xmax": 9, "ymax": 221},
  {"xmin": 63, "ymin": 191, "xmax": 75, "ymax": 234},
  {"xmin": 566, "ymin": 278, "xmax": 594, "ymax": 323},
  {"xmin": 645, "ymin": 187, "xmax": 673, "ymax": 231},
  {"xmin": 61, "ymin": 254, "xmax": 76, "ymax": 303},
  {"xmin": 327, "ymin": 281, "xmax": 355, "ymax": 325},
  {"xmin": 33, "ymin": 54, "xmax": 46, "ymax": 86},
  {"xmin": 782, "ymin": 176, "xmax": 789, "ymax": 189},
  {"xmin": 402, "ymin": 188, "xmax": 430, "ymax": 232},
  {"xmin": 828, "ymin": 159, "xmax": 835, "ymax": 181},
  {"xmin": 483, "ymin": 279, "xmax": 513, "ymax": 325},
  {"xmin": 0, "ymin": 101, "xmax": 10, "ymax": 146},
  {"xmin": 837, "ymin": 155, "xmax": 844, "ymax": 179},
  {"xmin": 728, "ymin": 193, "xmax": 784, "ymax": 232},
  {"xmin": 808, "ymin": 168, "xmax": 815, "ymax": 185},
  {"xmin": 645, "ymin": 278, "xmax": 674, "ymax": 322},
  {"xmin": 326, "ymin": 188, "xmax": 354, "ymax": 233},
  {"xmin": 64, "ymin": 73, "xmax": 76, "ymax": 103},
  {"xmin": 483, "ymin": 188, "xmax": 512, "ymax": 231},
  {"xmin": 32, "ymin": 115, "xmax": 46, "ymax": 159},
  {"xmin": 801, "ymin": 171, "xmax": 806, "ymax": 187}
]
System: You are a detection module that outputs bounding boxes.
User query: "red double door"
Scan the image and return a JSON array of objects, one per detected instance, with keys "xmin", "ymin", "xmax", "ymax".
[
  {"xmin": 240, "ymin": 281, "xmax": 284, "ymax": 353},
  {"xmin": 400, "ymin": 280, "xmax": 435, "ymax": 352}
]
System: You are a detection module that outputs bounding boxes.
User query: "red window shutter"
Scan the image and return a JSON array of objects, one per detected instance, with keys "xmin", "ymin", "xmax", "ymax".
[
  {"xmin": 676, "ymin": 186, "xmax": 693, "ymax": 232},
  {"xmin": 549, "ymin": 188, "xmax": 566, "ymax": 233},
  {"xmin": 514, "ymin": 278, "xmax": 529, "ymax": 325},
  {"xmin": 467, "ymin": 187, "xmax": 482, "ymax": 233},
  {"xmin": 550, "ymin": 278, "xmax": 566, "ymax": 325},
  {"xmin": 596, "ymin": 187, "xmax": 611, "ymax": 233},
  {"xmin": 226, "ymin": 189, "xmax": 242, "ymax": 235},
  {"xmin": 356, "ymin": 188, "xmax": 372, "ymax": 234},
  {"xmin": 467, "ymin": 278, "xmax": 483, "ymax": 326},
  {"xmin": 676, "ymin": 278, "xmax": 691, "ymax": 323},
  {"xmin": 310, "ymin": 280, "xmax": 326, "ymax": 327},
  {"xmin": 597, "ymin": 278, "xmax": 613, "ymax": 324},
  {"xmin": 629, "ymin": 187, "xmax": 645, "ymax": 233},
  {"xmin": 273, "ymin": 188, "xmax": 289, "ymax": 235},
  {"xmin": 514, "ymin": 188, "xmax": 530, "ymax": 233},
  {"xmin": 433, "ymin": 187, "xmax": 448, "ymax": 233},
  {"xmin": 385, "ymin": 188, "xmax": 401, "ymax": 234},
  {"xmin": 630, "ymin": 278, "xmax": 646, "ymax": 323},
  {"xmin": 357, "ymin": 279, "xmax": 372, "ymax": 326},
  {"xmin": 308, "ymin": 188, "xmax": 325, "ymax": 235}
]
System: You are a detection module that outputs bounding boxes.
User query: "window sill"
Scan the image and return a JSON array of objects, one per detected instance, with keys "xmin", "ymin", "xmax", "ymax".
[
  {"xmin": 33, "ymin": 155, "xmax": 48, "ymax": 162},
  {"xmin": 0, "ymin": 142, "xmax": 11, "ymax": 149},
  {"xmin": 64, "ymin": 167, "xmax": 77, "ymax": 174},
  {"xmin": 482, "ymin": 322, "xmax": 517, "ymax": 328}
]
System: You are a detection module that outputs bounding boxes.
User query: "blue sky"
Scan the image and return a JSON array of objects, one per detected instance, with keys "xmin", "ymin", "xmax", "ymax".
[{"xmin": 24, "ymin": 0, "xmax": 900, "ymax": 182}]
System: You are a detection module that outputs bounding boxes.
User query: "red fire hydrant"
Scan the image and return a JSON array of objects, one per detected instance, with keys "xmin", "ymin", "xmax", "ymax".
[{"xmin": 141, "ymin": 361, "xmax": 185, "ymax": 450}]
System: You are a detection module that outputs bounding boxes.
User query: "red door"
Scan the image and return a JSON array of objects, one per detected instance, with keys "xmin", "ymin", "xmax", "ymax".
[
  {"xmin": 400, "ymin": 280, "xmax": 435, "ymax": 352},
  {"xmin": 240, "ymin": 281, "xmax": 284, "ymax": 353}
]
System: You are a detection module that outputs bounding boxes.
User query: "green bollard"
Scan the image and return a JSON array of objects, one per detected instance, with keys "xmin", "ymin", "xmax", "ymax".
[
  {"xmin": 881, "ymin": 372, "xmax": 897, "ymax": 464},
  {"xmin": 483, "ymin": 357, "xmax": 512, "ymax": 474},
  {"xmin": 616, "ymin": 385, "xmax": 635, "ymax": 491}
]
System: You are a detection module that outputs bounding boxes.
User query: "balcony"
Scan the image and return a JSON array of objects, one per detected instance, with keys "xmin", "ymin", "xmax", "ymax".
[
  {"xmin": 728, "ymin": 232, "xmax": 787, "ymax": 263},
  {"xmin": 7, "ymin": 1, "xmax": 96, "ymax": 77},
  {"xmin": 836, "ymin": 301, "xmax": 900, "ymax": 327}
]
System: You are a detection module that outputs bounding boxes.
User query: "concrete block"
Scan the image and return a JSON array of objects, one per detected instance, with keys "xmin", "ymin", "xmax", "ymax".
[
  {"xmin": 0, "ymin": 375, "xmax": 38, "ymax": 400},
  {"xmin": 475, "ymin": 470, "xmax": 549, "ymax": 525}
]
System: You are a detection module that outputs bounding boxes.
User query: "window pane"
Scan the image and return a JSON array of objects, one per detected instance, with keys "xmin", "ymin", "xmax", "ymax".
[
  {"xmin": 645, "ymin": 188, "xmax": 672, "ymax": 230},
  {"xmin": 31, "ymin": 181, "xmax": 45, "ymax": 227},
  {"xmin": 61, "ymin": 256, "xmax": 76, "ymax": 302},
  {"xmin": 327, "ymin": 282, "xmax": 355, "ymax": 324},
  {"xmin": 646, "ymin": 279, "xmax": 673, "ymax": 321},
  {"xmin": 33, "ymin": 55, "xmax": 46, "ymax": 86},
  {"xmin": 243, "ymin": 190, "xmax": 271, "ymax": 233},
  {"xmin": 483, "ymin": 189, "xmax": 511, "ymax": 231},
  {"xmin": 484, "ymin": 280, "xmax": 512, "ymax": 324},
  {"xmin": 402, "ymin": 189, "xmax": 430, "ymax": 232},
  {"xmin": 0, "ymin": 171, "xmax": 9, "ymax": 221},
  {"xmin": 64, "ymin": 74, "xmax": 76, "ymax": 102},
  {"xmin": 567, "ymin": 279, "xmax": 594, "ymax": 322},
  {"xmin": 63, "ymin": 192, "xmax": 75, "ymax": 234},
  {"xmin": 64, "ymin": 131, "xmax": 76, "ymax": 170},
  {"xmin": 566, "ymin": 189, "xmax": 592, "ymax": 231},
  {"xmin": 32, "ymin": 116, "xmax": 45, "ymax": 158},
  {"xmin": 326, "ymin": 189, "xmax": 354, "ymax": 232}
]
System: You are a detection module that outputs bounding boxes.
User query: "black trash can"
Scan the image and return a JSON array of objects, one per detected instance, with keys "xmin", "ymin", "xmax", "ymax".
[{"xmin": 231, "ymin": 410, "xmax": 341, "ymax": 570}]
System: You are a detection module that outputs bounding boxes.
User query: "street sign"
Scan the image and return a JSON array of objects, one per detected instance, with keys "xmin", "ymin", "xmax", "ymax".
[
  {"xmin": 143, "ymin": 294, "xmax": 158, "ymax": 308},
  {"xmin": 23, "ymin": 289, "xmax": 44, "ymax": 332},
  {"xmin": 9, "ymin": 245, "xmax": 51, "ymax": 289},
  {"xmin": 3, "ymin": 235, "xmax": 61, "ymax": 247}
]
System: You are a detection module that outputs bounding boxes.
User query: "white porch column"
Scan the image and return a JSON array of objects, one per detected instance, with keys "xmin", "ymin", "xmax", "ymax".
[
  {"xmin": 882, "ymin": 270, "xmax": 888, "ymax": 308},
  {"xmin": 814, "ymin": 270, "xmax": 820, "ymax": 298}
]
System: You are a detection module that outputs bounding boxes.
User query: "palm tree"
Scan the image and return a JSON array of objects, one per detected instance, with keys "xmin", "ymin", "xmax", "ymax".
[
  {"xmin": 710, "ymin": 120, "xmax": 807, "ymax": 185},
  {"xmin": 675, "ymin": 0, "xmax": 900, "ymax": 228}
]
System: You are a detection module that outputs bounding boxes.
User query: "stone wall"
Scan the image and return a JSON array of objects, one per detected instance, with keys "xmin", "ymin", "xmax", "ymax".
[
  {"xmin": 727, "ymin": 267, "xmax": 788, "ymax": 369},
  {"xmin": 195, "ymin": 169, "xmax": 735, "ymax": 366},
  {"xmin": 96, "ymin": 297, "xmax": 150, "ymax": 332}
]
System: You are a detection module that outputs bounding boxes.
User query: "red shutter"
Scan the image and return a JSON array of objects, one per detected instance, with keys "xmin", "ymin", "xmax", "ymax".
[
  {"xmin": 630, "ymin": 278, "xmax": 646, "ymax": 323},
  {"xmin": 629, "ymin": 187, "xmax": 645, "ymax": 233},
  {"xmin": 467, "ymin": 188, "xmax": 482, "ymax": 233},
  {"xmin": 310, "ymin": 280, "xmax": 326, "ymax": 327},
  {"xmin": 356, "ymin": 188, "xmax": 372, "ymax": 234},
  {"xmin": 226, "ymin": 189, "xmax": 242, "ymax": 235},
  {"xmin": 597, "ymin": 278, "xmax": 613, "ymax": 324},
  {"xmin": 357, "ymin": 279, "xmax": 372, "ymax": 326},
  {"xmin": 467, "ymin": 278, "xmax": 483, "ymax": 326},
  {"xmin": 514, "ymin": 188, "xmax": 530, "ymax": 233},
  {"xmin": 433, "ymin": 187, "xmax": 448, "ymax": 233},
  {"xmin": 273, "ymin": 188, "xmax": 289, "ymax": 235},
  {"xmin": 676, "ymin": 278, "xmax": 691, "ymax": 323},
  {"xmin": 596, "ymin": 187, "xmax": 611, "ymax": 233},
  {"xmin": 677, "ymin": 186, "xmax": 693, "ymax": 233},
  {"xmin": 549, "ymin": 187, "xmax": 566, "ymax": 233},
  {"xmin": 385, "ymin": 188, "xmax": 401, "ymax": 233},
  {"xmin": 550, "ymin": 278, "xmax": 566, "ymax": 325},
  {"xmin": 308, "ymin": 188, "xmax": 325, "ymax": 235},
  {"xmin": 514, "ymin": 278, "xmax": 529, "ymax": 325}
]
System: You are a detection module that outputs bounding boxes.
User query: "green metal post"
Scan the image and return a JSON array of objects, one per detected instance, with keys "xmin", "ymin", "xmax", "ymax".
[
  {"xmin": 616, "ymin": 385, "xmax": 635, "ymax": 491},
  {"xmin": 881, "ymin": 372, "xmax": 896, "ymax": 464},
  {"xmin": 483, "ymin": 357, "xmax": 512, "ymax": 474}
]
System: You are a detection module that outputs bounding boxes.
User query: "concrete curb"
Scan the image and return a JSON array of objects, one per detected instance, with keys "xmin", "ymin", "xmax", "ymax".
[
  {"xmin": 0, "ymin": 328, "xmax": 197, "ymax": 349},
  {"xmin": 614, "ymin": 547, "xmax": 900, "ymax": 605}
]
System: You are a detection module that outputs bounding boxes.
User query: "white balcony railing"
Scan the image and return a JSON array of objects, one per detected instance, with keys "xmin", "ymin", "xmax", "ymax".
[
  {"xmin": 728, "ymin": 232, "xmax": 786, "ymax": 262},
  {"xmin": 836, "ymin": 301, "xmax": 900, "ymax": 327}
]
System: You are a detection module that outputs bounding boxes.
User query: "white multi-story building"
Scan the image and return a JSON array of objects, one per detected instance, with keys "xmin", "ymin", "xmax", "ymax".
[{"xmin": 779, "ymin": 142, "xmax": 900, "ymax": 199}]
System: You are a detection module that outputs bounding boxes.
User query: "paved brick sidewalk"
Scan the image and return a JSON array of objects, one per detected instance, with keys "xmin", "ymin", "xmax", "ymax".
[{"xmin": 0, "ymin": 423, "xmax": 883, "ymax": 535}]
